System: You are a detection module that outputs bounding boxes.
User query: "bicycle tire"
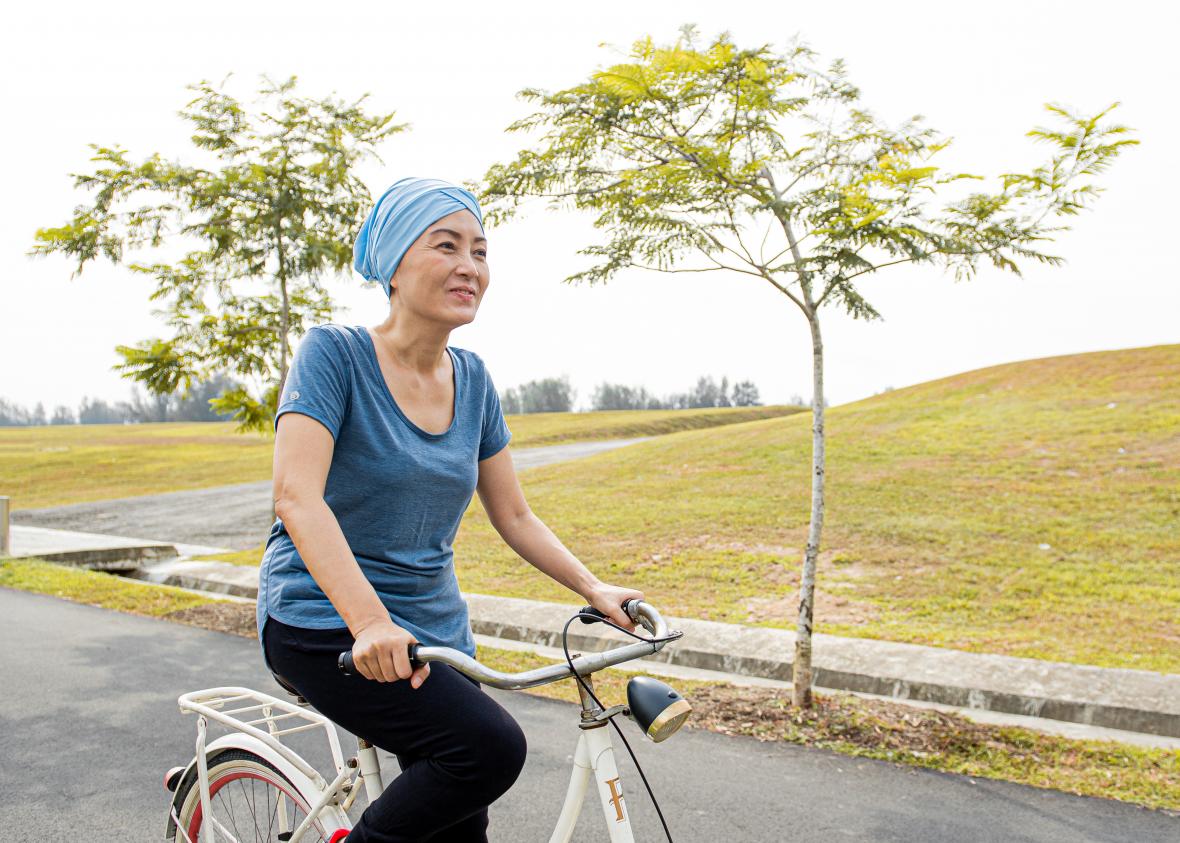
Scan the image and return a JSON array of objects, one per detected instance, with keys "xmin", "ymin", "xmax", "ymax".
[{"xmin": 166, "ymin": 748, "xmax": 340, "ymax": 842}]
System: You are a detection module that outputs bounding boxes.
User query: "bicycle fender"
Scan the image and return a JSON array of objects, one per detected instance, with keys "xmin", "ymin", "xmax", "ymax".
[{"xmin": 171, "ymin": 732, "xmax": 351, "ymax": 832}]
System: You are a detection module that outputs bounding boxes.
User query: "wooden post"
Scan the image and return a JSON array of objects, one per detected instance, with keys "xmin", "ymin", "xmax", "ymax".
[{"xmin": 0, "ymin": 496, "xmax": 10, "ymax": 556}]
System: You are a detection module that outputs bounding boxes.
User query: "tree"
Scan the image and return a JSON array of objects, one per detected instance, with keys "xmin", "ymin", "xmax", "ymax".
[
  {"xmin": 592, "ymin": 382, "xmax": 661, "ymax": 410},
  {"xmin": 0, "ymin": 399, "xmax": 31, "ymax": 426},
  {"xmin": 173, "ymin": 372, "xmax": 243, "ymax": 421},
  {"xmin": 591, "ymin": 382, "xmax": 642, "ymax": 411},
  {"xmin": 78, "ymin": 396, "xmax": 130, "ymax": 424},
  {"xmin": 505, "ymin": 376, "xmax": 577, "ymax": 413},
  {"xmin": 500, "ymin": 388, "xmax": 521, "ymax": 415},
  {"xmin": 29, "ymin": 74, "xmax": 406, "ymax": 433},
  {"xmin": 125, "ymin": 385, "xmax": 173, "ymax": 423},
  {"xmin": 732, "ymin": 380, "xmax": 760, "ymax": 406},
  {"xmin": 50, "ymin": 405, "xmax": 75, "ymax": 425},
  {"xmin": 476, "ymin": 24, "xmax": 1137, "ymax": 706},
  {"xmin": 685, "ymin": 375, "xmax": 726, "ymax": 408}
]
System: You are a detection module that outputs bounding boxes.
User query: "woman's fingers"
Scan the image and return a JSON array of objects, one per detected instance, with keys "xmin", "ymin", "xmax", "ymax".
[
  {"xmin": 596, "ymin": 590, "xmax": 644, "ymax": 631},
  {"xmin": 350, "ymin": 624, "xmax": 422, "ymax": 684},
  {"xmin": 393, "ymin": 643, "xmax": 414, "ymax": 681},
  {"xmin": 356, "ymin": 655, "xmax": 376, "ymax": 682},
  {"xmin": 410, "ymin": 662, "xmax": 430, "ymax": 689},
  {"xmin": 376, "ymin": 644, "xmax": 400, "ymax": 683}
]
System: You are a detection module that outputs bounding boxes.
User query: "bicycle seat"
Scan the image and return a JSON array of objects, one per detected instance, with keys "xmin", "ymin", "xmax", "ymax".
[{"xmin": 270, "ymin": 671, "xmax": 305, "ymax": 702}]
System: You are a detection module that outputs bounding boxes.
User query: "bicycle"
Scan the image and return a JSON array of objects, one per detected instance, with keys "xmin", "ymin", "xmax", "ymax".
[{"xmin": 163, "ymin": 599, "xmax": 691, "ymax": 842}]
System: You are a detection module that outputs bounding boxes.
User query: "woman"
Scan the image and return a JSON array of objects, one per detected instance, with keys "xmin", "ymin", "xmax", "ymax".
[{"xmin": 256, "ymin": 176, "xmax": 644, "ymax": 843}]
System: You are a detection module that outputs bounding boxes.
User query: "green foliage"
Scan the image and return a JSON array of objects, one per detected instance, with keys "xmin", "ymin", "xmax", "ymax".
[
  {"xmin": 501, "ymin": 375, "xmax": 576, "ymax": 413},
  {"xmin": 29, "ymin": 74, "xmax": 408, "ymax": 432},
  {"xmin": 475, "ymin": 24, "xmax": 1139, "ymax": 700},
  {"xmin": 477, "ymin": 23, "xmax": 1138, "ymax": 320}
]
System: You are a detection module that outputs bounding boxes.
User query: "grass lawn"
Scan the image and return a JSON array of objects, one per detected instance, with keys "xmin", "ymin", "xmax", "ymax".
[
  {"xmin": 9, "ymin": 344, "xmax": 1179, "ymax": 675},
  {"xmin": 448, "ymin": 344, "xmax": 1180, "ymax": 673},
  {"xmin": 2, "ymin": 557, "xmax": 1177, "ymax": 813},
  {"xmin": 0, "ymin": 556, "xmax": 223, "ymax": 617},
  {"xmin": 197, "ymin": 344, "xmax": 1179, "ymax": 673},
  {"xmin": 0, "ymin": 405, "xmax": 798, "ymax": 510}
]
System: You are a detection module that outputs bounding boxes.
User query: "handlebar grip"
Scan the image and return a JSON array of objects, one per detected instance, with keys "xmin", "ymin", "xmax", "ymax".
[
  {"xmin": 338, "ymin": 643, "xmax": 421, "ymax": 677},
  {"xmin": 578, "ymin": 598, "xmax": 639, "ymax": 624}
]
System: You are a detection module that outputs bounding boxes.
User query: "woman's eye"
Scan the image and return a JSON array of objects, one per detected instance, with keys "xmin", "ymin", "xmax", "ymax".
[{"xmin": 440, "ymin": 242, "xmax": 488, "ymax": 258}]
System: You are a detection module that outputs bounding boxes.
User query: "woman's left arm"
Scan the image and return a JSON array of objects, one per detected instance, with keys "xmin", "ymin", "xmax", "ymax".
[{"xmin": 475, "ymin": 446, "xmax": 644, "ymax": 631}]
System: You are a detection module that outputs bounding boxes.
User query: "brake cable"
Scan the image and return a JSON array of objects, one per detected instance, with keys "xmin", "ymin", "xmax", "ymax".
[{"xmin": 561, "ymin": 610, "xmax": 679, "ymax": 843}]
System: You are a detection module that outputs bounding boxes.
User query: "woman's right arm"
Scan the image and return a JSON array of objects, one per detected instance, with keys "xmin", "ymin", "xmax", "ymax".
[{"xmin": 272, "ymin": 411, "xmax": 430, "ymax": 688}]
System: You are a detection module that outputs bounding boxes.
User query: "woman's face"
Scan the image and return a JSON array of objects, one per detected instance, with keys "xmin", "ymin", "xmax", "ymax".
[{"xmin": 389, "ymin": 209, "xmax": 488, "ymax": 328}]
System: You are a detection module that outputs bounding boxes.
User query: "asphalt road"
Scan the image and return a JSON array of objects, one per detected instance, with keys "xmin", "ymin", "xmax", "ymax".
[
  {"xmin": 11, "ymin": 438, "xmax": 652, "ymax": 551},
  {"xmin": 1, "ymin": 589, "xmax": 1176, "ymax": 841}
]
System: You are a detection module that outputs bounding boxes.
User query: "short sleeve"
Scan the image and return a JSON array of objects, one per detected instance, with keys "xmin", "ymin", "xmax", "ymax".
[
  {"xmin": 275, "ymin": 326, "xmax": 352, "ymax": 440},
  {"xmin": 478, "ymin": 360, "xmax": 512, "ymax": 461}
]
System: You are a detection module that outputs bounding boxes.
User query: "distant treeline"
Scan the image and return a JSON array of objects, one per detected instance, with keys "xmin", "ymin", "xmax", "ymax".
[
  {"xmin": 0, "ymin": 374, "xmax": 240, "ymax": 426},
  {"xmin": 3, "ymin": 372, "xmax": 781, "ymax": 425},
  {"xmin": 502, "ymin": 375, "xmax": 765, "ymax": 414}
]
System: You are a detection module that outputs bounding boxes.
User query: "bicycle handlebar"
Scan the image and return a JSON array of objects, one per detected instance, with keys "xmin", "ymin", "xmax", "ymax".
[{"xmin": 337, "ymin": 600, "xmax": 680, "ymax": 690}]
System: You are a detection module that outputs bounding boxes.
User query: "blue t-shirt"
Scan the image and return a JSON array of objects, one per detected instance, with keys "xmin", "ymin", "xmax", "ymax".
[{"xmin": 256, "ymin": 324, "xmax": 512, "ymax": 671}]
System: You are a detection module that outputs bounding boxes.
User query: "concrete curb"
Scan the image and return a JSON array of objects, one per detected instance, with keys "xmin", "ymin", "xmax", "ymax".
[
  {"xmin": 127, "ymin": 557, "xmax": 259, "ymax": 597},
  {"xmin": 4, "ymin": 525, "xmax": 180, "ymax": 570},
  {"xmin": 128, "ymin": 557, "xmax": 1180, "ymax": 739},
  {"xmin": 18, "ymin": 524, "xmax": 1172, "ymax": 740},
  {"xmin": 463, "ymin": 594, "xmax": 1180, "ymax": 739},
  {"xmin": 30, "ymin": 544, "xmax": 179, "ymax": 570}
]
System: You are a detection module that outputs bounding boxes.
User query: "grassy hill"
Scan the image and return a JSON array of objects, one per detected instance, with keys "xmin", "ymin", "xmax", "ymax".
[
  {"xmin": 0, "ymin": 405, "xmax": 799, "ymax": 509},
  {"xmin": 452, "ymin": 344, "xmax": 1179, "ymax": 672}
]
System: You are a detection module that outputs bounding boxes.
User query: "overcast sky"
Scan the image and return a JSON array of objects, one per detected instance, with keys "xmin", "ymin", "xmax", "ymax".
[{"xmin": 3, "ymin": 0, "xmax": 1176, "ymax": 413}]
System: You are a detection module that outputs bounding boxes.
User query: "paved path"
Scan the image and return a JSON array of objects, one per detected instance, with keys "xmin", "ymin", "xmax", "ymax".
[
  {"xmin": 11, "ymin": 438, "xmax": 652, "ymax": 551},
  {"xmin": 1, "ymin": 589, "xmax": 1176, "ymax": 841}
]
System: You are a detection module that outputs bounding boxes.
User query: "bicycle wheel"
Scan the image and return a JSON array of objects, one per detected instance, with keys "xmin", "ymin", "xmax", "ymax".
[{"xmin": 167, "ymin": 748, "xmax": 339, "ymax": 842}]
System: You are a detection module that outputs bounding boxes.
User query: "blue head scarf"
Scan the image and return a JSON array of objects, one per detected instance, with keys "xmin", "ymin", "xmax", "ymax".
[{"xmin": 353, "ymin": 176, "xmax": 485, "ymax": 298}]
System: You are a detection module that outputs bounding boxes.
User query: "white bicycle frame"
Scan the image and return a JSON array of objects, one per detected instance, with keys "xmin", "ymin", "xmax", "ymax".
[
  {"xmin": 176, "ymin": 675, "xmax": 639, "ymax": 843},
  {"xmin": 549, "ymin": 677, "xmax": 640, "ymax": 843},
  {"xmin": 172, "ymin": 602, "xmax": 678, "ymax": 843}
]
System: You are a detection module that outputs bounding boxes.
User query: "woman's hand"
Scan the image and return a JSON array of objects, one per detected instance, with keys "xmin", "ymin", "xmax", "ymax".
[
  {"xmin": 351, "ymin": 618, "xmax": 431, "ymax": 688},
  {"xmin": 583, "ymin": 581, "xmax": 646, "ymax": 632}
]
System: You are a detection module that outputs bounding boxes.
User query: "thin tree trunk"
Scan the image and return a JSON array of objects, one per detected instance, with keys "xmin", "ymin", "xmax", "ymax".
[
  {"xmin": 276, "ymin": 229, "xmax": 291, "ymax": 401},
  {"xmin": 792, "ymin": 312, "xmax": 826, "ymax": 708},
  {"xmin": 278, "ymin": 275, "xmax": 290, "ymax": 397},
  {"xmin": 273, "ymin": 228, "xmax": 290, "ymax": 526}
]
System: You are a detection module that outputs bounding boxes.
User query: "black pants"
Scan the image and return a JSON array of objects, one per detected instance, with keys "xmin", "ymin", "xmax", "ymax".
[{"xmin": 262, "ymin": 616, "xmax": 528, "ymax": 842}]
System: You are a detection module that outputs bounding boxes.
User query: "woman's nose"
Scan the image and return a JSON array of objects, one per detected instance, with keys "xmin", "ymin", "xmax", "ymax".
[{"xmin": 458, "ymin": 253, "xmax": 482, "ymax": 279}]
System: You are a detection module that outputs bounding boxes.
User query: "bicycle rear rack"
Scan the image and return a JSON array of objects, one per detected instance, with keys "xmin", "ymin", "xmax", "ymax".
[{"xmin": 178, "ymin": 686, "xmax": 349, "ymax": 788}]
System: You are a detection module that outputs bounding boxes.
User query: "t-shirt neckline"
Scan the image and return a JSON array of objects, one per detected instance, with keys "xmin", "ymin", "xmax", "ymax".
[{"xmin": 358, "ymin": 326, "xmax": 459, "ymax": 439}]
